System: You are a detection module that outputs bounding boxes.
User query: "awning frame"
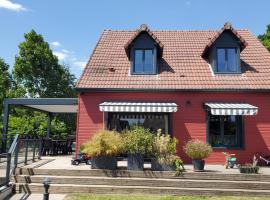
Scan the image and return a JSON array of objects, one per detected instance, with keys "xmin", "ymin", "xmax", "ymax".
[
  {"xmin": 204, "ymin": 102, "xmax": 258, "ymax": 116},
  {"xmin": 99, "ymin": 102, "xmax": 178, "ymax": 113}
]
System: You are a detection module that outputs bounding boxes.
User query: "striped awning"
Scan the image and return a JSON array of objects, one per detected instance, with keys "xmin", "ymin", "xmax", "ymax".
[
  {"xmin": 99, "ymin": 102, "xmax": 178, "ymax": 113},
  {"xmin": 205, "ymin": 103, "xmax": 258, "ymax": 116}
]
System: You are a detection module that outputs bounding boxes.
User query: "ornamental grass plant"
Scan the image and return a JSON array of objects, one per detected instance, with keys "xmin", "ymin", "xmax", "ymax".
[
  {"xmin": 152, "ymin": 129, "xmax": 184, "ymax": 173},
  {"xmin": 153, "ymin": 129, "xmax": 178, "ymax": 164},
  {"xmin": 81, "ymin": 130, "xmax": 124, "ymax": 157},
  {"xmin": 183, "ymin": 139, "xmax": 212, "ymax": 160}
]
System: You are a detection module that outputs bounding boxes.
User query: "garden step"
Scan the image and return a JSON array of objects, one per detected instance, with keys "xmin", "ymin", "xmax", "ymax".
[
  {"xmin": 15, "ymin": 168, "xmax": 270, "ymax": 182},
  {"xmin": 13, "ymin": 183, "xmax": 270, "ymax": 196},
  {"xmin": 14, "ymin": 175, "xmax": 270, "ymax": 190}
]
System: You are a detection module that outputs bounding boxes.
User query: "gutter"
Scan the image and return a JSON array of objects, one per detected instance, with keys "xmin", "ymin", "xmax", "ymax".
[{"xmin": 76, "ymin": 88, "xmax": 270, "ymax": 93}]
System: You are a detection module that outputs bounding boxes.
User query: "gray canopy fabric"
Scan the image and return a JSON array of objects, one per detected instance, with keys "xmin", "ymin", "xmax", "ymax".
[
  {"xmin": 99, "ymin": 102, "xmax": 178, "ymax": 113},
  {"xmin": 205, "ymin": 103, "xmax": 258, "ymax": 115}
]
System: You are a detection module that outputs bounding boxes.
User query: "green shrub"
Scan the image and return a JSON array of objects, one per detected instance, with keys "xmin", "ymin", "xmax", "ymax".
[
  {"xmin": 123, "ymin": 125, "xmax": 153, "ymax": 155},
  {"xmin": 174, "ymin": 156, "xmax": 185, "ymax": 176},
  {"xmin": 82, "ymin": 130, "xmax": 124, "ymax": 157},
  {"xmin": 183, "ymin": 139, "xmax": 212, "ymax": 160}
]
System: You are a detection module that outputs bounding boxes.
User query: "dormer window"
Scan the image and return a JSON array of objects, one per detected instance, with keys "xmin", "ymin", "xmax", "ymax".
[
  {"xmin": 134, "ymin": 49, "xmax": 155, "ymax": 74},
  {"xmin": 125, "ymin": 24, "xmax": 164, "ymax": 75},
  {"xmin": 202, "ymin": 22, "xmax": 248, "ymax": 75},
  {"xmin": 217, "ymin": 48, "xmax": 238, "ymax": 73}
]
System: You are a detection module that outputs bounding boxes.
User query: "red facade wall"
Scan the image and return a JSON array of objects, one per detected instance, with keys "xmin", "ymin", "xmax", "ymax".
[{"xmin": 76, "ymin": 92, "xmax": 270, "ymax": 164}]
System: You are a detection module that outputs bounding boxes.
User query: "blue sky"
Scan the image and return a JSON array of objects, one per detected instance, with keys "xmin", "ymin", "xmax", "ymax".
[{"xmin": 0, "ymin": 0, "xmax": 269, "ymax": 79}]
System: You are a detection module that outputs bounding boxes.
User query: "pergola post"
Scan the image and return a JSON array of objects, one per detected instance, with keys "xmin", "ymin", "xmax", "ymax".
[
  {"xmin": 1, "ymin": 101, "xmax": 10, "ymax": 153},
  {"xmin": 47, "ymin": 112, "xmax": 52, "ymax": 138}
]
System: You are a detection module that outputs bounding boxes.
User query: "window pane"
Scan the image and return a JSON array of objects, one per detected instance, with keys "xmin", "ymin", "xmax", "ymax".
[
  {"xmin": 223, "ymin": 116, "xmax": 237, "ymax": 146},
  {"xmin": 227, "ymin": 48, "xmax": 237, "ymax": 72},
  {"xmin": 134, "ymin": 50, "xmax": 143, "ymax": 73},
  {"xmin": 209, "ymin": 115, "xmax": 222, "ymax": 146},
  {"xmin": 108, "ymin": 113, "xmax": 169, "ymax": 134},
  {"xmin": 217, "ymin": 48, "xmax": 226, "ymax": 72},
  {"xmin": 144, "ymin": 50, "xmax": 154, "ymax": 73}
]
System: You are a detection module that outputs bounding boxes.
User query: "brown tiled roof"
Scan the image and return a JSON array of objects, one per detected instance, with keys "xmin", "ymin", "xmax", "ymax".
[
  {"xmin": 124, "ymin": 24, "xmax": 164, "ymax": 58},
  {"xmin": 76, "ymin": 25, "xmax": 270, "ymax": 91}
]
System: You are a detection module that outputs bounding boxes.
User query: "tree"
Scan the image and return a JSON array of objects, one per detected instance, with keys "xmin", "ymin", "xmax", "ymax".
[
  {"xmin": 11, "ymin": 30, "xmax": 77, "ymax": 137},
  {"xmin": 258, "ymin": 24, "xmax": 270, "ymax": 52},
  {"xmin": 0, "ymin": 58, "xmax": 11, "ymax": 119},
  {"xmin": 13, "ymin": 30, "xmax": 76, "ymax": 98}
]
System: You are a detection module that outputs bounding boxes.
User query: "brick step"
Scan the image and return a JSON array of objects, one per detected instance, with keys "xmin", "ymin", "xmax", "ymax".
[
  {"xmin": 15, "ymin": 168, "xmax": 270, "ymax": 182},
  {"xmin": 14, "ymin": 183, "xmax": 270, "ymax": 196},
  {"xmin": 14, "ymin": 175, "xmax": 270, "ymax": 190}
]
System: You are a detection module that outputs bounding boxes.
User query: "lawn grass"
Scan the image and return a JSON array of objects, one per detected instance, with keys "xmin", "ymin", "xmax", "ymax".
[{"xmin": 64, "ymin": 194, "xmax": 270, "ymax": 200}]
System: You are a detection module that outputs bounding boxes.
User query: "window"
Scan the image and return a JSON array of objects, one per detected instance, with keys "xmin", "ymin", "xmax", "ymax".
[
  {"xmin": 208, "ymin": 114, "xmax": 243, "ymax": 148},
  {"xmin": 133, "ymin": 49, "xmax": 155, "ymax": 74},
  {"xmin": 107, "ymin": 112, "xmax": 169, "ymax": 134},
  {"xmin": 217, "ymin": 48, "xmax": 238, "ymax": 73}
]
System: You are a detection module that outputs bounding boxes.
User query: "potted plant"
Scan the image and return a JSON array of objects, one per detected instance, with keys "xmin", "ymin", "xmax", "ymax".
[
  {"xmin": 123, "ymin": 125, "xmax": 153, "ymax": 171},
  {"xmin": 151, "ymin": 130, "xmax": 184, "ymax": 172},
  {"xmin": 183, "ymin": 139, "xmax": 212, "ymax": 172},
  {"xmin": 81, "ymin": 130, "xmax": 123, "ymax": 170}
]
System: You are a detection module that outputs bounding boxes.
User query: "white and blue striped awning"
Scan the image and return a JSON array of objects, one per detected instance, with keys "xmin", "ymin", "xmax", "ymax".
[
  {"xmin": 99, "ymin": 102, "xmax": 178, "ymax": 113},
  {"xmin": 205, "ymin": 103, "xmax": 258, "ymax": 116}
]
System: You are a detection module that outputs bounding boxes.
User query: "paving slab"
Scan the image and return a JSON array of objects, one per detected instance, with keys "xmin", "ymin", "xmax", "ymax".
[
  {"xmin": 24, "ymin": 156, "xmax": 270, "ymax": 175},
  {"xmin": 9, "ymin": 193, "xmax": 66, "ymax": 200}
]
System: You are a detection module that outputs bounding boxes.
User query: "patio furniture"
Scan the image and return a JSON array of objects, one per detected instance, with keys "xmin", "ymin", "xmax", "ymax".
[{"xmin": 41, "ymin": 138, "xmax": 74, "ymax": 156}]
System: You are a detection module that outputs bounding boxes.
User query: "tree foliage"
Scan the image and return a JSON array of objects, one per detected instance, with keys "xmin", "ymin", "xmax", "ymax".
[
  {"xmin": 8, "ymin": 110, "xmax": 68, "ymax": 139},
  {"xmin": 258, "ymin": 24, "xmax": 270, "ymax": 52},
  {"xmin": 13, "ymin": 30, "xmax": 76, "ymax": 98},
  {"xmin": 0, "ymin": 58, "xmax": 12, "ymax": 131},
  {"xmin": 0, "ymin": 57, "xmax": 11, "ymax": 106},
  {"xmin": 1, "ymin": 30, "xmax": 77, "ymax": 138}
]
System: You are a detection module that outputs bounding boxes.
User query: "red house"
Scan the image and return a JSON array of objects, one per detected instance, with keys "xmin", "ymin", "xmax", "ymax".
[{"xmin": 75, "ymin": 23, "xmax": 270, "ymax": 164}]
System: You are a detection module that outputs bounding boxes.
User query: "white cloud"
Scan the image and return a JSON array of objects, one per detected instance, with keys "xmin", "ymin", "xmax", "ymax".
[
  {"xmin": 53, "ymin": 51, "xmax": 68, "ymax": 61},
  {"xmin": 62, "ymin": 49, "xmax": 69, "ymax": 53},
  {"xmin": 73, "ymin": 61, "xmax": 87, "ymax": 69},
  {"xmin": 50, "ymin": 41, "xmax": 61, "ymax": 47},
  {"xmin": 53, "ymin": 49, "xmax": 86, "ymax": 70},
  {"xmin": 51, "ymin": 41, "xmax": 86, "ymax": 77},
  {"xmin": 0, "ymin": 0, "xmax": 27, "ymax": 11}
]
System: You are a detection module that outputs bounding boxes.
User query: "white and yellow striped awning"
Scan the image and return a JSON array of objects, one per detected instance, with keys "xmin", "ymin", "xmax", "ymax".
[
  {"xmin": 205, "ymin": 103, "xmax": 258, "ymax": 116},
  {"xmin": 99, "ymin": 102, "xmax": 178, "ymax": 113}
]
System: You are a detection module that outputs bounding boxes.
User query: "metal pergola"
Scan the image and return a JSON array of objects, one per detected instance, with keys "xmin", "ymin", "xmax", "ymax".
[{"xmin": 1, "ymin": 98, "xmax": 78, "ymax": 152}]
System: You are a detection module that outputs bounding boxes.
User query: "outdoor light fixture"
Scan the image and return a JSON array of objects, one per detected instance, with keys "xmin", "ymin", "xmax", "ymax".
[
  {"xmin": 43, "ymin": 177, "xmax": 51, "ymax": 200},
  {"xmin": 186, "ymin": 100, "xmax": 191, "ymax": 107}
]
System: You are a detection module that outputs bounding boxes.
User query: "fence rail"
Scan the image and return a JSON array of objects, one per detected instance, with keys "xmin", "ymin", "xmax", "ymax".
[
  {"xmin": 0, "ymin": 135, "xmax": 42, "ymax": 187},
  {"xmin": 0, "ymin": 134, "xmax": 16, "ymax": 154}
]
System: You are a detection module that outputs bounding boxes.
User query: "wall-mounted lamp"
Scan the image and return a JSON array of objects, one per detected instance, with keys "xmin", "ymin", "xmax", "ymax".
[{"xmin": 186, "ymin": 100, "xmax": 191, "ymax": 107}]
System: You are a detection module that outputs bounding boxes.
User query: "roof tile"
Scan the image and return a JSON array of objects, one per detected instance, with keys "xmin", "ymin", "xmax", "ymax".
[{"xmin": 76, "ymin": 27, "xmax": 270, "ymax": 91}]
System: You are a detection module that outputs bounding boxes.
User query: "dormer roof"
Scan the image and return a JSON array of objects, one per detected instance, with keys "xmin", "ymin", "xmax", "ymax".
[
  {"xmin": 202, "ymin": 22, "xmax": 248, "ymax": 58},
  {"xmin": 124, "ymin": 24, "xmax": 164, "ymax": 58}
]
